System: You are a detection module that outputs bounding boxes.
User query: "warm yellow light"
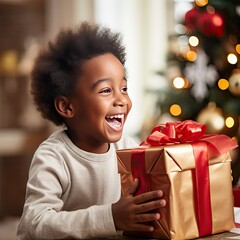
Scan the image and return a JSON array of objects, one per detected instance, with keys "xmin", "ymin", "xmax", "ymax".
[
  {"xmin": 227, "ymin": 53, "xmax": 238, "ymax": 64},
  {"xmin": 236, "ymin": 44, "xmax": 240, "ymax": 54},
  {"xmin": 225, "ymin": 117, "xmax": 234, "ymax": 128},
  {"xmin": 195, "ymin": 0, "xmax": 208, "ymax": 7},
  {"xmin": 189, "ymin": 36, "xmax": 199, "ymax": 47},
  {"xmin": 218, "ymin": 78, "xmax": 229, "ymax": 90},
  {"xmin": 173, "ymin": 77, "xmax": 185, "ymax": 89},
  {"xmin": 170, "ymin": 104, "xmax": 182, "ymax": 116},
  {"xmin": 186, "ymin": 51, "xmax": 197, "ymax": 61}
]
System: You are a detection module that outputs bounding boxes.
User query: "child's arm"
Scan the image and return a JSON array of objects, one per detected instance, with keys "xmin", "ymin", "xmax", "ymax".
[
  {"xmin": 112, "ymin": 178, "xmax": 166, "ymax": 232},
  {"xmin": 17, "ymin": 148, "xmax": 120, "ymax": 240}
]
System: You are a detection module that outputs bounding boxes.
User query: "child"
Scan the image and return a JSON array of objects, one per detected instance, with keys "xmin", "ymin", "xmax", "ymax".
[{"xmin": 17, "ymin": 22, "xmax": 166, "ymax": 239}]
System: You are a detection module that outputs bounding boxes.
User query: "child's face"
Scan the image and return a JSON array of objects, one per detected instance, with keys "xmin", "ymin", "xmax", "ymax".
[{"xmin": 69, "ymin": 53, "xmax": 132, "ymax": 152}]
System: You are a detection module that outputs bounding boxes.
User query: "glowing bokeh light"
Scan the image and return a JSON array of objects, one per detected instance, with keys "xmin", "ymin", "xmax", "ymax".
[
  {"xmin": 227, "ymin": 53, "xmax": 237, "ymax": 64},
  {"xmin": 218, "ymin": 78, "xmax": 229, "ymax": 90},
  {"xmin": 189, "ymin": 36, "xmax": 199, "ymax": 47},
  {"xmin": 236, "ymin": 44, "xmax": 240, "ymax": 54},
  {"xmin": 225, "ymin": 117, "xmax": 234, "ymax": 128},
  {"xmin": 212, "ymin": 15, "xmax": 223, "ymax": 27},
  {"xmin": 195, "ymin": 0, "xmax": 208, "ymax": 7},
  {"xmin": 173, "ymin": 77, "xmax": 185, "ymax": 89},
  {"xmin": 170, "ymin": 104, "xmax": 182, "ymax": 116},
  {"xmin": 186, "ymin": 51, "xmax": 197, "ymax": 61}
]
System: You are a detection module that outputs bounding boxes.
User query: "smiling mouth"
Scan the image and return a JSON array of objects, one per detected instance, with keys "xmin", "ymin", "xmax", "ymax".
[{"xmin": 105, "ymin": 114, "xmax": 124, "ymax": 130}]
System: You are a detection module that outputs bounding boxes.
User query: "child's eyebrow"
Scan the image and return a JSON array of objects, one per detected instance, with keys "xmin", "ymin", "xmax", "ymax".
[
  {"xmin": 92, "ymin": 77, "xmax": 127, "ymax": 89},
  {"xmin": 92, "ymin": 78, "xmax": 111, "ymax": 89}
]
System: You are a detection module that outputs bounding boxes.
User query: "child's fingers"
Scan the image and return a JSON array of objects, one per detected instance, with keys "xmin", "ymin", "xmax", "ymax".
[
  {"xmin": 133, "ymin": 212, "xmax": 160, "ymax": 223},
  {"xmin": 133, "ymin": 190, "xmax": 164, "ymax": 204},
  {"xmin": 134, "ymin": 199, "xmax": 166, "ymax": 214}
]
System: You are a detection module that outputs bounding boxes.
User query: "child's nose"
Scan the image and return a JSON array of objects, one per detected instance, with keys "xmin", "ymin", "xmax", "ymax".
[{"xmin": 114, "ymin": 92, "xmax": 128, "ymax": 106}]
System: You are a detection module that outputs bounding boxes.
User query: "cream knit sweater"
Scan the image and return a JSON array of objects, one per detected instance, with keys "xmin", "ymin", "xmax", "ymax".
[{"xmin": 17, "ymin": 130, "xmax": 138, "ymax": 239}]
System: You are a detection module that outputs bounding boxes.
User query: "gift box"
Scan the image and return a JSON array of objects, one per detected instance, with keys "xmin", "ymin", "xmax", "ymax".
[{"xmin": 117, "ymin": 120, "xmax": 238, "ymax": 239}]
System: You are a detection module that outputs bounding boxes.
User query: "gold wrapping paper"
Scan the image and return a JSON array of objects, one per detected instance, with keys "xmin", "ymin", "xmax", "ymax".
[{"xmin": 117, "ymin": 143, "xmax": 235, "ymax": 239}]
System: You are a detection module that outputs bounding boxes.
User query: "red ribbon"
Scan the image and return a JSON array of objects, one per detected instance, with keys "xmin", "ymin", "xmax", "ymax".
[
  {"xmin": 131, "ymin": 120, "xmax": 238, "ymax": 237},
  {"xmin": 191, "ymin": 141, "xmax": 212, "ymax": 236},
  {"xmin": 131, "ymin": 148, "xmax": 150, "ymax": 196}
]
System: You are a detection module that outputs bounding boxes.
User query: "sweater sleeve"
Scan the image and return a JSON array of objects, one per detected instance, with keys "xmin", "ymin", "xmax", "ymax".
[
  {"xmin": 18, "ymin": 205, "xmax": 117, "ymax": 239},
  {"xmin": 17, "ymin": 146, "xmax": 118, "ymax": 239}
]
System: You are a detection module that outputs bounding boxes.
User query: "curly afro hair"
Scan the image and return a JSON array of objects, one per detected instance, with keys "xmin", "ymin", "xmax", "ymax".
[{"xmin": 31, "ymin": 22, "xmax": 126, "ymax": 126}]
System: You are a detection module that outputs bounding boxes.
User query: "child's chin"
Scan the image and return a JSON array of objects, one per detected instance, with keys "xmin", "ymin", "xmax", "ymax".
[{"xmin": 108, "ymin": 134, "xmax": 122, "ymax": 143}]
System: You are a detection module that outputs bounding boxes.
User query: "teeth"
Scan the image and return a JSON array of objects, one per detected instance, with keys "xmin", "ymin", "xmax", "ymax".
[
  {"xmin": 105, "ymin": 114, "xmax": 124, "ymax": 130},
  {"xmin": 106, "ymin": 114, "xmax": 124, "ymax": 119}
]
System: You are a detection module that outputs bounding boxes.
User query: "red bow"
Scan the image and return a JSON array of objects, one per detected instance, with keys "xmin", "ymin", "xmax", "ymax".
[
  {"xmin": 141, "ymin": 120, "xmax": 237, "ymax": 157},
  {"xmin": 143, "ymin": 120, "xmax": 206, "ymax": 146}
]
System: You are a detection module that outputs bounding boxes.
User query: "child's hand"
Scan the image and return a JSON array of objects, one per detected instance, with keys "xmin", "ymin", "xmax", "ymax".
[{"xmin": 112, "ymin": 179, "xmax": 166, "ymax": 232}]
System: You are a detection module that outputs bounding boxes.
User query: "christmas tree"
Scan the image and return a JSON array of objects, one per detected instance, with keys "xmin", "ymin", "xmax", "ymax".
[{"xmin": 157, "ymin": 0, "xmax": 240, "ymax": 184}]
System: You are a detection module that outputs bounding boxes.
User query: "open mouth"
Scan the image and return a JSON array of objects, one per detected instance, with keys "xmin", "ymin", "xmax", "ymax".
[{"xmin": 105, "ymin": 114, "xmax": 124, "ymax": 130}]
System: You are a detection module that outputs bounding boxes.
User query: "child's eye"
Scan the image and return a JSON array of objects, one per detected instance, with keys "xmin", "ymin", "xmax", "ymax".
[
  {"xmin": 99, "ymin": 88, "xmax": 111, "ymax": 94},
  {"xmin": 121, "ymin": 86, "xmax": 128, "ymax": 93}
]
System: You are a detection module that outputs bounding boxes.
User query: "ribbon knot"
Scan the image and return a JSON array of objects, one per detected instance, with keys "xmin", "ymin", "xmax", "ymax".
[{"xmin": 143, "ymin": 120, "xmax": 207, "ymax": 146}]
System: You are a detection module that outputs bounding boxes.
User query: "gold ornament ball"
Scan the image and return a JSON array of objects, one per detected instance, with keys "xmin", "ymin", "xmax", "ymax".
[
  {"xmin": 196, "ymin": 102, "xmax": 225, "ymax": 134},
  {"xmin": 229, "ymin": 69, "xmax": 240, "ymax": 96}
]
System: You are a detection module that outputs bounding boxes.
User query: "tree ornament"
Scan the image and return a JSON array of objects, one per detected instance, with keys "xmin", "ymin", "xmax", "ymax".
[
  {"xmin": 184, "ymin": 6, "xmax": 200, "ymax": 32},
  {"xmin": 197, "ymin": 102, "xmax": 239, "ymax": 136},
  {"xmin": 229, "ymin": 69, "xmax": 240, "ymax": 96},
  {"xmin": 184, "ymin": 48, "xmax": 219, "ymax": 101},
  {"xmin": 197, "ymin": 10, "xmax": 225, "ymax": 37},
  {"xmin": 196, "ymin": 102, "xmax": 225, "ymax": 133}
]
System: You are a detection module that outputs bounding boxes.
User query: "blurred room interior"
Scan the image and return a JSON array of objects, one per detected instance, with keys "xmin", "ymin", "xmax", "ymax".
[{"xmin": 0, "ymin": 0, "xmax": 240, "ymax": 239}]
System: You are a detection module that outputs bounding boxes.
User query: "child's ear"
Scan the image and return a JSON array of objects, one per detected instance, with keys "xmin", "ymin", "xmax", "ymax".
[{"xmin": 54, "ymin": 96, "xmax": 74, "ymax": 118}]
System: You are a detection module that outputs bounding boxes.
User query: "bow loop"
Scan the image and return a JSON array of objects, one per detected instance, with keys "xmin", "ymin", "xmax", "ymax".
[{"xmin": 145, "ymin": 120, "xmax": 206, "ymax": 146}]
